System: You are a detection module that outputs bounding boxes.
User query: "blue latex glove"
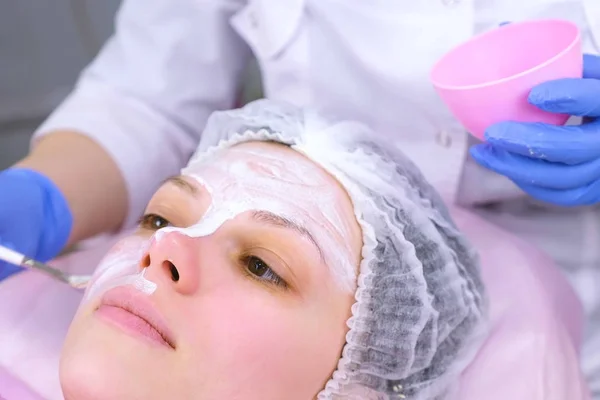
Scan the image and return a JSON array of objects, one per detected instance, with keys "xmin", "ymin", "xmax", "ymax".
[
  {"xmin": 470, "ymin": 54, "xmax": 600, "ymax": 206},
  {"xmin": 0, "ymin": 168, "xmax": 72, "ymax": 281}
]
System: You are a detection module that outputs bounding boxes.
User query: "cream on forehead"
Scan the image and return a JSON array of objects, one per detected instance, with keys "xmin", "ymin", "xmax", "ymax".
[{"xmin": 158, "ymin": 144, "xmax": 358, "ymax": 291}]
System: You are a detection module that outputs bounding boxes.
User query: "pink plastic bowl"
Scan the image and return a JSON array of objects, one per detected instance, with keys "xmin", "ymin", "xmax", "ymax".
[{"xmin": 431, "ymin": 19, "xmax": 582, "ymax": 141}]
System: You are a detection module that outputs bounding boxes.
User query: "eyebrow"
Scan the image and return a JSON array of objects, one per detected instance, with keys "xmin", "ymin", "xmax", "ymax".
[
  {"xmin": 250, "ymin": 210, "xmax": 325, "ymax": 263},
  {"xmin": 163, "ymin": 175, "xmax": 198, "ymax": 196},
  {"xmin": 162, "ymin": 178, "xmax": 326, "ymax": 263}
]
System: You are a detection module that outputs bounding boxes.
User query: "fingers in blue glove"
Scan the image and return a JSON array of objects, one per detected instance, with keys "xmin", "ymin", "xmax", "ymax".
[
  {"xmin": 529, "ymin": 54, "xmax": 600, "ymax": 111},
  {"xmin": 584, "ymin": 54, "xmax": 600, "ymax": 79},
  {"xmin": 483, "ymin": 56, "xmax": 600, "ymax": 164},
  {"xmin": 0, "ymin": 263, "xmax": 24, "ymax": 281},
  {"xmin": 484, "ymin": 120, "xmax": 600, "ymax": 165},
  {"xmin": 528, "ymin": 77, "xmax": 600, "ymax": 117},
  {"xmin": 473, "ymin": 53, "xmax": 600, "ymax": 207},
  {"xmin": 514, "ymin": 179, "xmax": 600, "ymax": 207},
  {"xmin": 470, "ymin": 143, "xmax": 600, "ymax": 189}
]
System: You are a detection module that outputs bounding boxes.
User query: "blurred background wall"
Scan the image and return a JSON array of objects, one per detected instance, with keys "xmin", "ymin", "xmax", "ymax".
[
  {"xmin": 0, "ymin": 0, "xmax": 121, "ymax": 169},
  {"xmin": 0, "ymin": 0, "xmax": 263, "ymax": 169}
]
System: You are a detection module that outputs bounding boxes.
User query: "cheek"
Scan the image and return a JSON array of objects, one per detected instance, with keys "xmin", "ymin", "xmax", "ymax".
[
  {"xmin": 92, "ymin": 236, "xmax": 148, "ymax": 278},
  {"xmin": 60, "ymin": 308, "xmax": 177, "ymax": 400},
  {"xmin": 181, "ymin": 286, "xmax": 348, "ymax": 394},
  {"xmin": 83, "ymin": 236, "xmax": 151, "ymax": 302},
  {"xmin": 192, "ymin": 290, "xmax": 301, "ymax": 366}
]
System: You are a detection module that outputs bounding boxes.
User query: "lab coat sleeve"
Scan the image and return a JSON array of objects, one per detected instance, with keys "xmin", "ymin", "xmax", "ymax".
[{"xmin": 33, "ymin": 0, "xmax": 252, "ymax": 228}]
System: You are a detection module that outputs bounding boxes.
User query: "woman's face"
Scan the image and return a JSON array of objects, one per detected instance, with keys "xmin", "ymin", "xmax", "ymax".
[{"xmin": 60, "ymin": 141, "xmax": 363, "ymax": 400}]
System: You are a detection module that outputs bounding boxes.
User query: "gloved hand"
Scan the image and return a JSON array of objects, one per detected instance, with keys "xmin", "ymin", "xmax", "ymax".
[
  {"xmin": 0, "ymin": 168, "xmax": 72, "ymax": 281},
  {"xmin": 470, "ymin": 54, "xmax": 600, "ymax": 206}
]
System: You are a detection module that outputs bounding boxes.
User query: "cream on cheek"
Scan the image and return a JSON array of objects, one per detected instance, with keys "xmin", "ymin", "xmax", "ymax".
[{"xmin": 82, "ymin": 236, "xmax": 157, "ymax": 304}]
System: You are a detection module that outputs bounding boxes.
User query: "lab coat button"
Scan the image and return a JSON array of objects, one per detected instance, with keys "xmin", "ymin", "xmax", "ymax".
[
  {"xmin": 436, "ymin": 130, "xmax": 452, "ymax": 148},
  {"xmin": 249, "ymin": 12, "xmax": 258, "ymax": 28}
]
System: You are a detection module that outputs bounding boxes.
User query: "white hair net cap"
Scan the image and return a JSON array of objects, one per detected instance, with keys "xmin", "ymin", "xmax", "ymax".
[{"xmin": 188, "ymin": 100, "xmax": 488, "ymax": 399}]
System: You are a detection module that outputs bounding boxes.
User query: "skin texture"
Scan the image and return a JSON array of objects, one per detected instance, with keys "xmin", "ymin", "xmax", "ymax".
[
  {"xmin": 17, "ymin": 131, "xmax": 127, "ymax": 244},
  {"xmin": 60, "ymin": 141, "xmax": 363, "ymax": 400}
]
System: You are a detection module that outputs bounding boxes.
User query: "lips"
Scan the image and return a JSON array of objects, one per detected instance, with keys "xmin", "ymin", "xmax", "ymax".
[{"xmin": 96, "ymin": 285, "xmax": 176, "ymax": 350}]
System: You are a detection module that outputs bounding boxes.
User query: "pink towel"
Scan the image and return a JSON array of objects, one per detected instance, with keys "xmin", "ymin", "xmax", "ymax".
[
  {"xmin": 0, "ymin": 210, "xmax": 591, "ymax": 399},
  {"xmin": 0, "ymin": 364, "xmax": 44, "ymax": 400},
  {"xmin": 451, "ymin": 205, "xmax": 590, "ymax": 399},
  {"xmin": 0, "ymin": 234, "xmax": 121, "ymax": 399}
]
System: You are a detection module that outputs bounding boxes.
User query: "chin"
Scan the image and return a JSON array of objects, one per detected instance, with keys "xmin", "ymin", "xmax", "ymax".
[
  {"xmin": 60, "ymin": 315, "xmax": 172, "ymax": 399},
  {"xmin": 60, "ymin": 347, "xmax": 124, "ymax": 400}
]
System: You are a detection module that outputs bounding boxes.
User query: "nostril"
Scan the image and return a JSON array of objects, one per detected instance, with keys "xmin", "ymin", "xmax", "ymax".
[
  {"xmin": 140, "ymin": 254, "xmax": 151, "ymax": 268},
  {"xmin": 164, "ymin": 261, "xmax": 179, "ymax": 282}
]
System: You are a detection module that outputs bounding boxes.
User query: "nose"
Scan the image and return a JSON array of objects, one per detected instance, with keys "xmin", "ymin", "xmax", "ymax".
[{"xmin": 139, "ymin": 231, "xmax": 200, "ymax": 295}]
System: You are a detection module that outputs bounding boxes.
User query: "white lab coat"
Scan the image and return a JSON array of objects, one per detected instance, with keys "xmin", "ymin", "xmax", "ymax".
[{"xmin": 33, "ymin": 0, "xmax": 600, "ymax": 395}]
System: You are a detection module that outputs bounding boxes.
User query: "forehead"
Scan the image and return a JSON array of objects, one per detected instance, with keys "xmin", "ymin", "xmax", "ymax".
[
  {"xmin": 186, "ymin": 142, "xmax": 331, "ymax": 185},
  {"xmin": 182, "ymin": 142, "xmax": 354, "ymax": 213},
  {"xmin": 176, "ymin": 141, "xmax": 363, "ymax": 291}
]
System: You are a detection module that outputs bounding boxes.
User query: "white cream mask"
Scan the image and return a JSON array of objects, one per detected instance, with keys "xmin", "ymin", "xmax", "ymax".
[
  {"xmin": 83, "ymin": 236, "xmax": 157, "ymax": 303},
  {"xmin": 82, "ymin": 141, "xmax": 358, "ymax": 303},
  {"xmin": 158, "ymin": 142, "xmax": 359, "ymax": 292}
]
